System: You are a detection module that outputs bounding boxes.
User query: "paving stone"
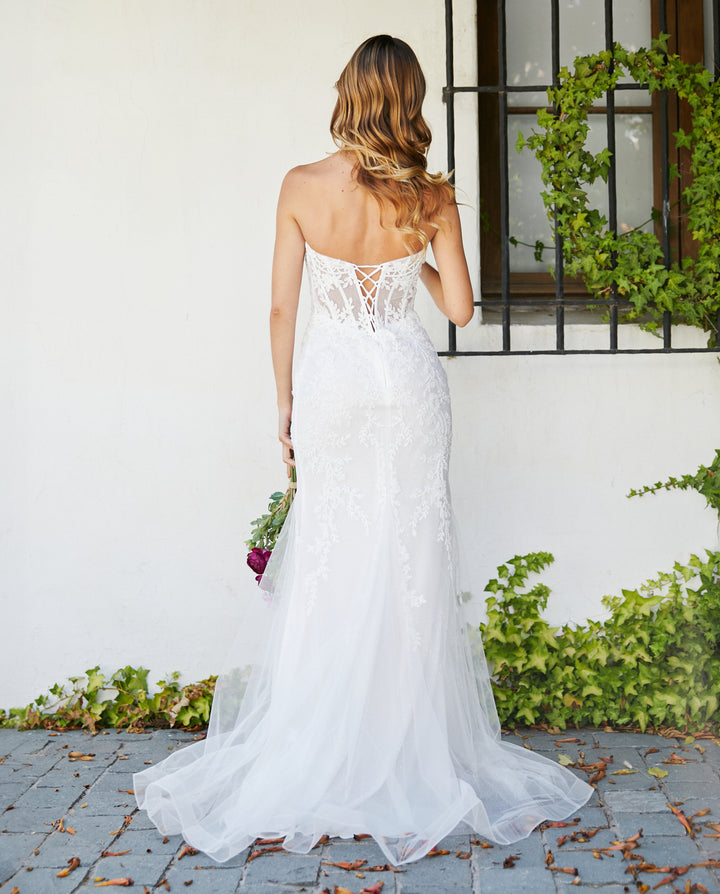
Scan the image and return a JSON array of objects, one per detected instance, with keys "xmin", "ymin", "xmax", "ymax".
[
  {"xmin": 403, "ymin": 886, "xmax": 472, "ymax": 894},
  {"xmin": 603, "ymin": 790, "xmax": 669, "ymax": 813},
  {"xmin": 113, "ymin": 827, "xmax": 183, "ymax": 856},
  {"xmin": 243, "ymin": 853, "xmax": 320, "ymax": 886},
  {"xmin": 594, "ymin": 731, "xmax": 671, "ymax": 748},
  {"xmin": 91, "ymin": 852, "xmax": 172, "ymax": 887},
  {"xmin": 3, "ymin": 863, "xmax": 90, "ymax": 893},
  {"xmin": 0, "ymin": 832, "xmax": 46, "ymax": 883},
  {"xmin": 74, "ymin": 791, "xmax": 136, "ymax": 815},
  {"xmin": 0, "ymin": 781, "xmax": 32, "ymax": 810},
  {"xmin": 163, "ymin": 864, "xmax": 243, "ymax": 892},
  {"xmin": 476, "ymin": 866, "xmax": 555, "ymax": 893},
  {"xmin": 546, "ymin": 826, "xmax": 620, "ymax": 853},
  {"xmin": 663, "ymin": 776, "xmax": 720, "ymax": 800},
  {"xmin": 13, "ymin": 784, "xmax": 86, "ymax": 810},
  {"xmin": 614, "ymin": 810, "xmax": 683, "ymax": 838},
  {"xmin": 545, "ymin": 847, "xmax": 627, "ymax": 884},
  {"xmin": 323, "ymin": 838, "xmax": 398, "ymax": 864},
  {"xmin": 0, "ymin": 730, "xmax": 54, "ymax": 754},
  {"xmin": 1, "ymin": 806, "xmax": 63, "ymax": 832},
  {"xmin": 241, "ymin": 887, "xmax": 317, "ymax": 894},
  {"xmin": 187, "ymin": 843, "xmax": 249, "ymax": 869},
  {"xmin": 396, "ymin": 848, "xmax": 471, "ymax": 887}
]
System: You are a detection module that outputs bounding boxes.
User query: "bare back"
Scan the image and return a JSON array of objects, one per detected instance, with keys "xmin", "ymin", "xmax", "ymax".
[{"xmin": 286, "ymin": 152, "xmax": 435, "ymax": 265}]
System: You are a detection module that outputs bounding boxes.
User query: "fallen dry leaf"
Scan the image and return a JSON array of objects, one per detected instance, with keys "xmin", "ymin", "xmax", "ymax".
[
  {"xmin": 547, "ymin": 865, "xmax": 579, "ymax": 875},
  {"xmin": 255, "ymin": 836, "xmax": 284, "ymax": 845},
  {"xmin": 353, "ymin": 833, "xmax": 372, "ymax": 840},
  {"xmin": 365, "ymin": 865, "xmax": 403, "ymax": 873},
  {"xmin": 94, "ymin": 879, "xmax": 134, "ymax": 887},
  {"xmin": 555, "ymin": 738, "xmax": 584, "ymax": 744},
  {"xmin": 557, "ymin": 754, "xmax": 575, "ymax": 767},
  {"xmin": 57, "ymin": 858, "xmax": 81, "ymax": 878},
  {"xmin": 247, "ymin": 845, "xmax": 285, "ymax": 861},
  {"xmin": 178, "ymin": 845, "xmax": 199, "ymax": 859},
  {"xmin": 101, "ymin": 849, "xmax": 131, "ymax": 857},
  {"xmin": 543, "ymin": 820, "xmax": 579, "ymax": 829},
  {"xmin": 427, "ymin": 848, "xmax": 449, "ymax": 857},
  {"xmin": 612, "ymin": 768, "xmax": 638, "ymax": 775},
  {"xmin": 456, "ymin": 851, "xmax": 470, "ymax": 859},
  {"xmin": 117, "ymin": 789, "xmax": 134, "ymax": 795},
  {"xmin": 666, "ymin": 803, "xmax": 694, "ymax": 836},
  {"xmin": 323, "ymin": 860, "xmax": 368, "ymax": 871},
  {"xmin": 110, "ymin": 815, "xmax": 134, "ymax": 835},
  {"xmin": 360, "ymin": 885, "xmax": 384, "ymax": 894}
]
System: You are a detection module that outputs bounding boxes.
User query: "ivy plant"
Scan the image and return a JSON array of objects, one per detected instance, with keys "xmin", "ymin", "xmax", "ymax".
[{"xmin": 518, "ymin": 35, "xmax": 720, "ymax": 344}]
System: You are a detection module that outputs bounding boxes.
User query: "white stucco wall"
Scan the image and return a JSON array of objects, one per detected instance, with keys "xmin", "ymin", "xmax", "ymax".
[{"xmin": 1, "ymin": 0, "xmax": 718, "ymax": 709}]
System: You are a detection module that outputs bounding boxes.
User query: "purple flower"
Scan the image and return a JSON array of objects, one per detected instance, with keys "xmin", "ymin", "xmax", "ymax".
[{"xmin": 247, "ymin": 547, "xmax": 272, "ymax": 582}]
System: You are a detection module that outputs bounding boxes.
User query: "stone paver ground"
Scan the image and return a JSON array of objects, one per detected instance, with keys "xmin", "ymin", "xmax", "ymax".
[{"xmin": 2, "ymin": 728, "xmax": 720, "ymax": 892}]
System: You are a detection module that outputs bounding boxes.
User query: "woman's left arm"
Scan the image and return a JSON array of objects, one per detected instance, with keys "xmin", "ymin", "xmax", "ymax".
[{"xmin": 270, "ymin": 170, "xmax": 306, "ymax": 475}]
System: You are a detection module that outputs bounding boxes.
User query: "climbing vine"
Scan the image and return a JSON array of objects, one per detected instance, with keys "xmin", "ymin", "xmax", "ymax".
[{"xmin": 518, "ymin": 36, "xmax": 720, "ymax": 343}]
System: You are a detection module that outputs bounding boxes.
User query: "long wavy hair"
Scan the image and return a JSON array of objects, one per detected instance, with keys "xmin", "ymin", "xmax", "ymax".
[{"xmin": 330, "ymin": 35, "xmax": 454, "ymax": 250}]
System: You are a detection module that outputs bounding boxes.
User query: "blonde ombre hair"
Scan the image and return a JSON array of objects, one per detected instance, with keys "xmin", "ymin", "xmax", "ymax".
[{"xmin": 330, "ymin": 35, "xmax": 455, "ymax": 250}]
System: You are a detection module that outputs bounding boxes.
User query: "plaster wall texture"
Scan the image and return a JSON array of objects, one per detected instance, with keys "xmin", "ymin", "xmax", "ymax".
[{"xmin": 1, "ymin": 0, "xmax": 718, "ymax": 708}]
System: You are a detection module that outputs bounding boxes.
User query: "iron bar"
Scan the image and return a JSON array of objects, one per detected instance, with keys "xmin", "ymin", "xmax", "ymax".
[
  {"xmin": 605, "ymin": 0, "xmax": 619, "ymax": 351},
  {"xmin": 444, "ymin": 0, "xmax": 457, "ymax": 353},
  {"xmin": 497, "ymin": 0, "xmax": 510, "ymax": 351},
  {"xmin": 551, "ymin": 0, "xmax": 564, "ymax": 351},
  {"xmin": 658, "ymin": 0, "xmax": 673, "ymax": 349}
]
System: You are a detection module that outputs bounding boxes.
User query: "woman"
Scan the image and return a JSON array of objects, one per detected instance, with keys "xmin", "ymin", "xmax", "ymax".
[{"xmin": 134, "ymin": 34, "xmax": 591, "ymax": 866}]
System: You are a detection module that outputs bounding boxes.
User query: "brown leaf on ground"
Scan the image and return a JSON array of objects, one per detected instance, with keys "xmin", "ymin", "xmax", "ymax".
[
  {"xmin": 247, "ymin": 845, "xmax": 284, "ymax": 861},
  {"xmin": 109, "ymin": 815, "xmax": 134, "ymax": 835},
  {"xmin": 503, "ymin": 855, "xmax": 518, "ymax": 868},
  {"xmin": 644, "ymin": 747, "xmax": 660, "ymax": 757},
  {"xmin": 589, "ymin": 768, "xmax": 606, "ymax": 784},
  {"xmin": 557, "ymin": 835, "xmax": 568, "ymax": 847},
  {"xmin": 555, "ymin": 738, "xmax": 584, "ymax": 744},
  {"xmin": 117, "ymin": 789, "xmax": 134, "ymax": 795},
  {"xmin": 255, "ymin": 837, "xmax": 284, "ymax": 844},
  {"xmin": 93, "ymin": 879, "xmax": 134, "ymax": 887},
  {"xmin": 427, "ymin": 848, "xmax": 449, "ymax": 857},
  {"xmin": 547, "ymin": 865, "xmax": 579, "ymax": 875},
  {"xmin": 690, "ymin": 809, "xmax": 711, "ymax": 819},
  {"xmin": 542, "ymin": 821, "xmax": 579, "ymax": 829},
  {"xmin": 365, "ymin": 864, "xmax": 403, "ymax": 873},
  {"xmin": 353, "ymin": 833, "xmax": 372, "ymax": 840},
  {"xmin": 360, "ymin": 884, "xmax": 384, "ymax": 894},
  {"xmin": 545, "ymin": 850, "xmax": 555, "ymax": 866},
  {"xmin": 101, "ymin": 850, "xmax": 131, "ymax": 857},
  {"xmin": 666, "ymin": 803, "xmax": 694, "ymax": 836},
  {"xmin": 323, "ymin": 860, "xmax": 368, "ymax": 871},
  {"xmin": 9, "ymin": 888, "xmax": 19, "ymax": 894},
  {"xmin": 456, "ymin": 851, "xmax": 471, "ymax": 859},
  {"xmin": 178, "ymin": 845, "xmax": 199, "ymax": 859},
  {"xmin": 56, "ymin": 857, "xmax": 81, "ymax": 877}
]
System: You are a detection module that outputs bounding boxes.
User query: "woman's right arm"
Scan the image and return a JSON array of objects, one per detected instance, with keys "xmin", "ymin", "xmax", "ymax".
[
  {"xmin": 270, "ymin": 170, "xmax": 306, "ymax": 475},
  {"xmin": 420, "ymin": 200, "xmax": 474, "ymax": 327}
]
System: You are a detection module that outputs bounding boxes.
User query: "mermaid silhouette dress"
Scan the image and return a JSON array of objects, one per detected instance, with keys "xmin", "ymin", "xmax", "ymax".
[{"xmin": 133, "ymin": 243, "xmax": 592, "ymax": 865}]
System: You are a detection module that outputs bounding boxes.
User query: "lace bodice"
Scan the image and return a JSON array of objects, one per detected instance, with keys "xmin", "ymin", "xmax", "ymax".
[{"xmin": 304, "ymin": 243, "xmax": 425, "ymax": 332}]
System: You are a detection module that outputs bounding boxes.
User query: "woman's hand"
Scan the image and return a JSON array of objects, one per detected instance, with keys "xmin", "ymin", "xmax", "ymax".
[{"xmin": 278, "ymin": 404, "xmax": 294, "ymax": 477}]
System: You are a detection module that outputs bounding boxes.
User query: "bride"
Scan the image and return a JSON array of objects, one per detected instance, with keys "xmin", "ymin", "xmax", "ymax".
[{"xmin": 134, "ymin": 34, "xmax": 592, "ymax": 866}]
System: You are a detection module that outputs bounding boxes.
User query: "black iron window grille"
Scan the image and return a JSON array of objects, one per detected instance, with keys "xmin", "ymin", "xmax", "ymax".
[{"xmin": 441, "ymin": 0, "xmax": 720, "ymax": 356}]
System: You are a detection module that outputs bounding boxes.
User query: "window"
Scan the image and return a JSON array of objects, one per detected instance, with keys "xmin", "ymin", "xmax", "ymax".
[{"xmin": 441, "ymin": 0, "xmax": 718, "ymax": 354}]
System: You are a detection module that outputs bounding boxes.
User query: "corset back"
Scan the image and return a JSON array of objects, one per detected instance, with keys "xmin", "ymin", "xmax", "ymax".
[{"xmin": 304, "ymin": 243, "xmax": 425, "ymax": 332}]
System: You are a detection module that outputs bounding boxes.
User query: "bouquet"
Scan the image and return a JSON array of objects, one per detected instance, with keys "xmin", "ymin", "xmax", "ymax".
[{"xmin": 246, "ymin": 467, "xmax": 296, "ymax": 585}]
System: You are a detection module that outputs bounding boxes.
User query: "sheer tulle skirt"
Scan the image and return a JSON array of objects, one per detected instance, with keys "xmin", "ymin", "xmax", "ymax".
[{"xmin": 134, "ymin": 316, "xmax": 592, "ymax": 865}]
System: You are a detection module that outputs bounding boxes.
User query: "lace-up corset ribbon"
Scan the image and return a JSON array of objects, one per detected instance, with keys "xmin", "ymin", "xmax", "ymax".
[{"xmin": 304, "ymin": 244, "xmax": 426, "ymax": 333}]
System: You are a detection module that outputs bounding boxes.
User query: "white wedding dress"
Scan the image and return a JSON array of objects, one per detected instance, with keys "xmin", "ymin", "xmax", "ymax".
[{"xmin": 134, "ymin": 243, "xmax": 592, "ymax": 865}]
